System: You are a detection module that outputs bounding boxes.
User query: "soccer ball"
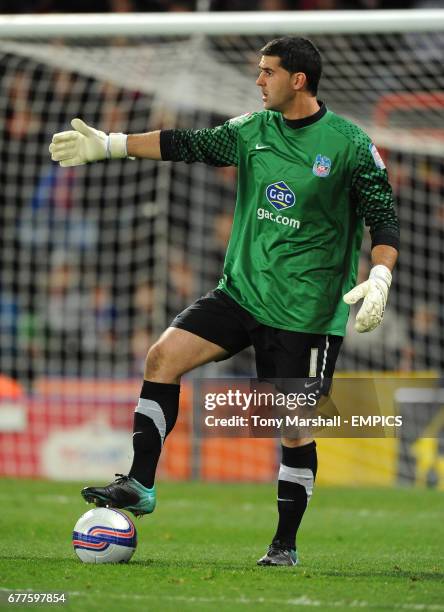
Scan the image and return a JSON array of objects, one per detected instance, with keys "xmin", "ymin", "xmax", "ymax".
[{"xmin": 72, "ymin": 507, "xmax": 137, "ymax": 564}]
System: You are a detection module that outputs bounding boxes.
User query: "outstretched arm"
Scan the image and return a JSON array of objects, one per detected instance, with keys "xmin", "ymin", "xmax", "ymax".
[
  {"xmin": 49, "ymin": 118, "xmax": 162, "ymax": 166},
  {"xmin": 50, "ymin": 117, "xmax": 241, "ymax": 167},
  {"xmin": 127, "ymin": 132, "xmax": 161, "ymax": 160}
]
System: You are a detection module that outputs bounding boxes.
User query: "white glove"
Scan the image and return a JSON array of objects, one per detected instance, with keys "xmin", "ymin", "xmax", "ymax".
[
  {"xmin": 49, "ymin": 118, "xmax": 128, "ymax": 167},
  {"xmin": 343, "ymin": 264, "xmax": 392, "ymax": 333}
]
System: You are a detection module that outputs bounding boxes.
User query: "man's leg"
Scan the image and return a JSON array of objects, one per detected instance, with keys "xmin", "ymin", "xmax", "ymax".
[
  {"xmin": 256, "ymin": 332, "xmax": 342, "ymax": 566},
  {"xmin": 82, "ymin": 327, "xmax": 228, "ymax": 515},
  {"xmin": 128, "ymin": 327, "xmax": 228, "ymax": 488},
  {"xmin": 257, "ymin": 436, "xmax": 316, "ymax": 566}
]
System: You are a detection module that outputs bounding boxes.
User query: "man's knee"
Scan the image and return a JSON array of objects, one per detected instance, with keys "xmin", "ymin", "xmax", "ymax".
[
  {"xmin": 145, "ymin": 342, "xmax": 160, "ymax": 371},
  {"xmin": 281, "ymin": 437, "xmax": 314, "ymax": 448},
  {"xmin": 145, "ymin": 341, "xmax": 175, "ymax": 379},
  {"xmin": 144, "ymin": 327, "xmax": 227, "ymax": 383}
]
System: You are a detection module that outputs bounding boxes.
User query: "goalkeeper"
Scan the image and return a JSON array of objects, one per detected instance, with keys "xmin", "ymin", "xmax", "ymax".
[{"xmin": 49, "ymin": 37, "xmax": 399, "ymax": 567}]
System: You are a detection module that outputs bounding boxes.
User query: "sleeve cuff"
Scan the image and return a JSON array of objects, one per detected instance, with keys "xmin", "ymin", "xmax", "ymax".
[
  {"xmin": 160, "ymin": 130, "xmax": 176, "ymax": 161},
  {"xmin": 371, "ymin": 231, "xmax": 400, "ymax": 251}
]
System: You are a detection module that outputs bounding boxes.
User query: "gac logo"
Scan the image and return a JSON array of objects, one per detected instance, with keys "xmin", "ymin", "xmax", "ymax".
[{"xmin": 265, "ymin": 181, "xmax": 296, "ymax": 211}]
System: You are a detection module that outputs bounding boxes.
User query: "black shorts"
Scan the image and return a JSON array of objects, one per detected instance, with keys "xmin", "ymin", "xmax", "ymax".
[{"xmin": 171, "ymin": 289, "xmax": 343, "ymax": 394}]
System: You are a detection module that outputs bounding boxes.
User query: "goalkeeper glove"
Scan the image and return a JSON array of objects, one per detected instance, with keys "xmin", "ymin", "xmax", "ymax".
[
  {"xmin": 343, "ymin": 264, "xmax": 392, "ymax": 333},
  {"xmin": 49, "ymin": 118, "xmax": 128, "ymax": 167}
]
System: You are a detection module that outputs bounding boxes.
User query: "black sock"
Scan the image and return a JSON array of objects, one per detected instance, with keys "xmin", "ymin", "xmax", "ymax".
[
  {"xmin": 272, "ymin": 441, "xmax": 317, "ymax": 550},
  {"xmin": 128, "ymin": 380, "xmax": 180, "ymax": 488}
]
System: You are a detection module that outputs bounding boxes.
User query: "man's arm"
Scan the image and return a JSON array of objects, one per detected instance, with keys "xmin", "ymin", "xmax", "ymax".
[
  {"xmin": 343, "ymin": 139, "xmax": 400, "ymax": 333},
  {"xmin": 50, "ymin": 118, "xmax": 241, "ymax": 167},
  {"xmin": 343, "ymin": 244, "xmax": 398, "ymax": 333},
  {"xmin": 49, "ymin": 118, "xmax": 162, "ymax": 166},
  {"xmin": 371, "ymin": 244, "xmax": 398, "ymax": 272},
  {"xmin": 127, "ymin": 132, "xmax": 161, "ymax": 160},
  {"xmin": 156, "ymin": 124, "xmax": 240, "ymax": 166}
]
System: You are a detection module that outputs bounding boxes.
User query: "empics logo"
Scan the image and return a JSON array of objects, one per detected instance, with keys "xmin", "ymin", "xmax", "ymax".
[{"xmin": 265, "ymin": 181, "xmax": 295, "ymax": 211}]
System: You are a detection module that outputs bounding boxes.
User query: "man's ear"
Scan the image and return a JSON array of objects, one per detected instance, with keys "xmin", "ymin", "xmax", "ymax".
[{"xmin": 292, "ymin": 72, "xmax": 307, "ymax": 91}]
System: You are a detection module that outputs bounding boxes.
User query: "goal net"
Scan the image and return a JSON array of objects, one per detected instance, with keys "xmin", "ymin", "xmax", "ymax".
[{"xmin": 0, "ymin": 11, "xmax": 443, "ymax": 484}]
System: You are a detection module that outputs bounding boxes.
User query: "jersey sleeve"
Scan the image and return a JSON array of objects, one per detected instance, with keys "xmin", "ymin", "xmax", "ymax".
[
  {"xmin": 159, "ymin": 117, "xmax": 244, "ymax": 167},
  {"xmin": 351, "ymin": 139, "xmax": 400, "ymax": 250}
]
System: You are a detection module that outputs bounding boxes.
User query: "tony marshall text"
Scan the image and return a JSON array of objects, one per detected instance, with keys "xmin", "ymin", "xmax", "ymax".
[{"xmin": 205, "ymin": 415, "xmax": 341, "ymax": 428}]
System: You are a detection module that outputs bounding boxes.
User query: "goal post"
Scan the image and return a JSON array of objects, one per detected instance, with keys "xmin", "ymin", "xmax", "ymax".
[
  {"xmin": 0, "ymin": 9, "xmax": 443, "ymax": 36},
  {"xmin": 0, "ymin": 10, "xmax": 443, "ymax": 484}
]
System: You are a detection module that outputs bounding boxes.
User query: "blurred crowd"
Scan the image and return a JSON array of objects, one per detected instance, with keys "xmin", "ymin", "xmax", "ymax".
[
  {"xmin": 1, "ymin": 0, "xmax": 441, "ymax": 13},
  {"xmin": 0, "ymin": 62, "xmax": 242, "ymax": 385},
  {"xmin": 0, "ymin": 3, "xmax": 443, "ymax": 391},
  {"xmin": 1, "ymin": 62, "xmax": 443, "ymax": 388}
]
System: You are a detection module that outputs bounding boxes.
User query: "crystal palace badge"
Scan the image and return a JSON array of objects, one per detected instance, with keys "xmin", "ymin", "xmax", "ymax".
[{"xmin": 312, "ymin": 154, "xmax": 332, "ymax": 177}]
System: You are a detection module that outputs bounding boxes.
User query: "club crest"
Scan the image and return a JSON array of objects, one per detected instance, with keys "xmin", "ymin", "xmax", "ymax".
[{"xmin": 312, "ymin": 154, "xmax": 331, "ymax": 178}]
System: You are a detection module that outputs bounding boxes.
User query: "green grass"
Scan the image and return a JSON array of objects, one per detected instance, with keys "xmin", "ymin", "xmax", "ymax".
[{"xmin": 0, "ymin": 480, "xmax": 443, "ymax": 612}]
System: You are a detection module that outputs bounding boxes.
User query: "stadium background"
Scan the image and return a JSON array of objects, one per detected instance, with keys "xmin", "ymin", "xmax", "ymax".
[{"xmin": 0, "ymin": 3, "xmax": 443, "ymax": 491}]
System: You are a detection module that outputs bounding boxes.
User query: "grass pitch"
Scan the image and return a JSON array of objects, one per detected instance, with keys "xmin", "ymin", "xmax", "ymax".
[{"xmin": 0, "ymin": 480, "xmax": 442, "ymax": 612}]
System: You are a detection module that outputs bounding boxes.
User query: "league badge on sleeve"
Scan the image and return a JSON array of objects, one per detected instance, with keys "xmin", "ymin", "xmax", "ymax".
[
  {"xmin": 369, "ymin": 143, "xmax": 386, "ymax": 169},
  {"xmin": 312, "ymin": 154, "xmax": 332, "ymax": 177},
  {"xmin": 229, "ymin": 112, "xmax": 251, "ymax": 125}
]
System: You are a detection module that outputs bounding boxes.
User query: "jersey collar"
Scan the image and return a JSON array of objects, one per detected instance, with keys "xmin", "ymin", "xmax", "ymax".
[{"xmin": 282, "ymin": 101, "xmax": 326, "ymax": 130}]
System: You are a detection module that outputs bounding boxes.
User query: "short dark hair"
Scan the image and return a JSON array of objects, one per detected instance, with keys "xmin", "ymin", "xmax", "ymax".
[{"xmin": 260, "ymin": 37, "xmax": 322, "ymax": 96}]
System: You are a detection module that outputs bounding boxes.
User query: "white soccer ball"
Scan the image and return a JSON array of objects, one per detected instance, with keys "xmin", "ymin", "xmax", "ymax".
[{"xmin": 72, "ymin": 507, "xmax": 137, "ymax": 564}]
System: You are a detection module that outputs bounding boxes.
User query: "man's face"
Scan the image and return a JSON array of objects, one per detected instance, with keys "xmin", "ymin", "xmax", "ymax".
[{"xmin": 256, "ymin": 55, "xmax": 297, "ymax": 113}]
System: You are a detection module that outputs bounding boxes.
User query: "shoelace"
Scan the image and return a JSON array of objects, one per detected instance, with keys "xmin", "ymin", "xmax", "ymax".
[
  {"xmin": 113, "ymin": 473, "xmax": 130, "ymax": 484},
  {"xmin": 269, "ymin": 543, "xmax": 292, "ymax": 554}
]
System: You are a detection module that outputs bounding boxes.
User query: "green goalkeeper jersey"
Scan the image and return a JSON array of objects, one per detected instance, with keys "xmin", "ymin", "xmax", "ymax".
[{"xmin": 160, "ymin": 104, "xmax": 399, "ymax": 336}]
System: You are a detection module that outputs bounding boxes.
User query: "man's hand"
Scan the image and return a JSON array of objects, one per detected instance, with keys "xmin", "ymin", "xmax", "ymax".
[
  {"xmin": 343, "ymin": 264, "xmax": 392, "ymax": 333},
  {"xmin": 49, "ymin": 118, "xmax": 128, "ymax": 167}
]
